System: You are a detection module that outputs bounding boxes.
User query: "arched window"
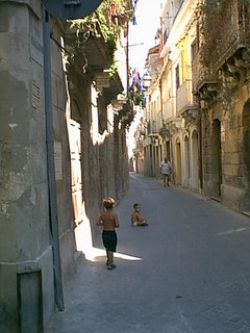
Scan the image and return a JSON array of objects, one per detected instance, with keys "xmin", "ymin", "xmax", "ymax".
[{"xmin": 212, "ymin": 119, "xmax": 222, "ymax": 197}]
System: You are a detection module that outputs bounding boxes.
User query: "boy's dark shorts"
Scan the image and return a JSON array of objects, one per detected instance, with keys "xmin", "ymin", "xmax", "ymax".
[{"xmin": 102, "ymin": 230, "xmax": 117, "ymax": 252}]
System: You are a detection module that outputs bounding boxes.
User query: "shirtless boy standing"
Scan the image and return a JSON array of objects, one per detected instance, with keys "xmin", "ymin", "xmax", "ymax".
[{"xmin": 96, "ymin": 197, "xmax": 119, "ymax": 270}]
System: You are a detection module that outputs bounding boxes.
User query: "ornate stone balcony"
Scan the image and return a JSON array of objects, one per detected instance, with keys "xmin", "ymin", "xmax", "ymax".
[
  {"xmin": 64, "ymin": 21, "xmax": 113, "ymax": 75},
  {"xmin": 211, "ymin": 0, "xmax": 250, "ymax": 70},
  {"xmin": 192, "ymin": 52, "xmax": 218, "ymax": 95},
  {"xmin": 166, "ymin": 117, "xmax": 184, "ymax": 135},
  {"xmin": 193, "ymin": 0, "xmax": 250, "ymax": 98},
  {"xmin": 181, "ymin": 109, "xmax": 200, "ymax": 126}
]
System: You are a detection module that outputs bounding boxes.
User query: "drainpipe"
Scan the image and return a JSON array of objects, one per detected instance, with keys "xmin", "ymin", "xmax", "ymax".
[{"xmin": 43, "ymin": 9, "xmax": 64, "ymax": 311}]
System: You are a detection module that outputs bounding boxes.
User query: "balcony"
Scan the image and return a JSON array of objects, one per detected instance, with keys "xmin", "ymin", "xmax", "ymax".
[
  {"xmin": 150, "ymin": 120, "xmax": 157, "ymax": 134},
  {"xmin": 148, "ymin": 117, "xmax": 161, "ymax": 135},
  {"xmin": 65, "ymin": 21, "xmax": 113, "ymax": 75},
  {"xmin": 199, "ymin": 0, "xmax": 250, "ymax": 72},
  {"xmin": 163, "ymin": 28, "xmax": 168, "ymax": 45},
  {"xmin": 162, "ymin": 98, "xmax": 174, "ymax": 123},
  {"xmin": 192, "ymin": 52, "xmax": 218, "ymax": 94},
  {"xmin": 192, "ymin": 0, "xmax": 250, "ymax": 95},
  {"xmin": 216, "ymin": 1, "xmax": 250, "ymax": 69},
  {"xmin": 102, "ymin": 72, "xmax": 124, "ymax": 105},
  {"xmin": 176, "ymin": 80, "xmax": 195, "ymax": 114}
]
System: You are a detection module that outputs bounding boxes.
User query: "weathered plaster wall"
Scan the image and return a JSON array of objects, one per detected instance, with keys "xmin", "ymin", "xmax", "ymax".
[
  {"xmin": 0, "ymin": 2, "xmax": 54, "ymax": 331},
  {"xmin": 0, "ymin": 2, "xmax": 131, "ymax": 331},
  {"xmin": 50, "ymin": 22, "xmax": 76, "ymax": 282}
]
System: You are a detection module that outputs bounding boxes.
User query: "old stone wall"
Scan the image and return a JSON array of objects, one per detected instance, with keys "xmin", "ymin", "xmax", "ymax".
[
  {"xmin": 202, "ymin": 81, "xmax": 250, "ymax": 212},
  {"xmin": 0, "ymin": 2, "xmax": 131, "ymax": 331},
  {"xmin": 222, "ymin": 84, "xmax": 250, "ymax": 211},
  {"xmin": 50, "ymin": 22, "xmax": 76, "ymax": 281},
  {"xmin": 0, "ymin": 2, "xmax": 54, "ymax": 332}
]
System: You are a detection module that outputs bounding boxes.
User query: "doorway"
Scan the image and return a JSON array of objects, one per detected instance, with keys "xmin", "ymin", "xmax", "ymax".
[
  {"xmin": 176, "ymin": 138, "xmax": 182, "ymax": 185},
  {"xmin": 243, "ymin": 100, "xmax": 250, "ymax": 210},
  {"xmin": 212, "ymin": 119, "xmax": 222, "ymax": 197},
  {"xmin": 166, "ymin": 141, "xmax": 170, "ymax": 160},
  {"xmin": 69, "ymin": 100, "xmax": 84, "ymax": 227},
  {"xmin": 191, "ymin": 130, "xmax": 199, "ymax": 190},
  {"xmin": 184, "ymin": 136, "xmax": 190, "ymax": 186}
]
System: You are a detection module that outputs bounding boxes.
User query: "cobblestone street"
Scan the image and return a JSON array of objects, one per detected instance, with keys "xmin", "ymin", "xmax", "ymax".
[{"xmin": 45, "ymin": 174, "xmax": 250, "ymax": 333}]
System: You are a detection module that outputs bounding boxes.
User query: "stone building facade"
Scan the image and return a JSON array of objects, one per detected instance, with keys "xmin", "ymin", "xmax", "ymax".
[
  {"xmin": 142, "ymin": 44, "xmax": 163, "ymax": 178},
  {"xmin": 159, "ymin": 0, "xmax": 200, "ymax": 189},
  {"xmin": 0, "ymin": 1, "xmax": 133, "ymax": 332},
  {"xmin": 141, "ymin": 0, "xmax": 200, "ymax": 190},
  {"xmin": 140, "ymin": 0, "xmax": 250, "ymax": 214},
  {"xmin": 193, "ymin": 0, "xmax": 250, "ymax": 212}
]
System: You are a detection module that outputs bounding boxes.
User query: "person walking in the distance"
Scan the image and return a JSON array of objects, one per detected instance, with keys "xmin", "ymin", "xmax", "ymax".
[
  {"xmin": 96, "ymin": 197, "xmax": 119, "ymax": 270},
  {"xmin": 160, "ymin": 157, "xmax": 172, "ymax": 187},
  {"xmin": 131, "ymin": 203, "xmax": 148, "ymax": 226}
]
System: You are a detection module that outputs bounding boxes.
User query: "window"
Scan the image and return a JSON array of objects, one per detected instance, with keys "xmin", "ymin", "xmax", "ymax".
[
  {"xmin": 97, "ymin": 97, "xmax": 107, "ymax": 134},
  {"xmin": 191, "ymin": 39, "xmax": 198, "ymax": 63},
  {"xmin": 175, "ymin": 64, "xmax": 180, "ymax": 90}
]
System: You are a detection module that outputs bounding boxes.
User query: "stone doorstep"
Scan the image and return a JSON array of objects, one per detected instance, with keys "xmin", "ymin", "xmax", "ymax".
[
  {"xmin": 210, "ymin": 196, "xmax": 222, "ymax": 203},
  {"xmin": 210, "ymin": 199, "xmax": 250, "ymax": 220},
  {"xmin": 242, "ymin": 211, "xmax": 250, "ymax": 218}
]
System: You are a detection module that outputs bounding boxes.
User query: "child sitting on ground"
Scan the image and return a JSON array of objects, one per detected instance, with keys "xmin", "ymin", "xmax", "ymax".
[{"xmin": 131, "ymin": 203, "xmax": 148, "ymax": 226}]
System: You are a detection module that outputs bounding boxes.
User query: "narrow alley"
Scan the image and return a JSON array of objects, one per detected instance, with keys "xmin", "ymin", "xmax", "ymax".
[
  {"xmin": 2, "ymin": 1, "xmax": 250, "ymax": 332},
  {"xmin": 45, "ymin": 174, "xmax": 250, "ymax": 333}
]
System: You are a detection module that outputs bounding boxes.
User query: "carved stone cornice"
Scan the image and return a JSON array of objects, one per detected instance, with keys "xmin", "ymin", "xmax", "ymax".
[
  {"xmin": 95, "ymin": 72, "xmax": 111, "ymax": 91},
  {"xmin": 159, "ymin": 125, "xmax": 170, "ymax": 139},
  {"xmin": 215, "ymin": 47, "xmax": 250, "ymax": 112},
  {"xmin": 182, "ymin": 108, "xmax": 200, "ymax": 126},
  {"xmin": 198, "ymin": 82, "xmax": 219, "ymax": 105},
  {"xmin": 166, "ymin": 118, "xmax": 183, "ymax": 136},
  {"xmin": 222, "ymin": 48, "xmax": 250, "ymax": 85}
]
